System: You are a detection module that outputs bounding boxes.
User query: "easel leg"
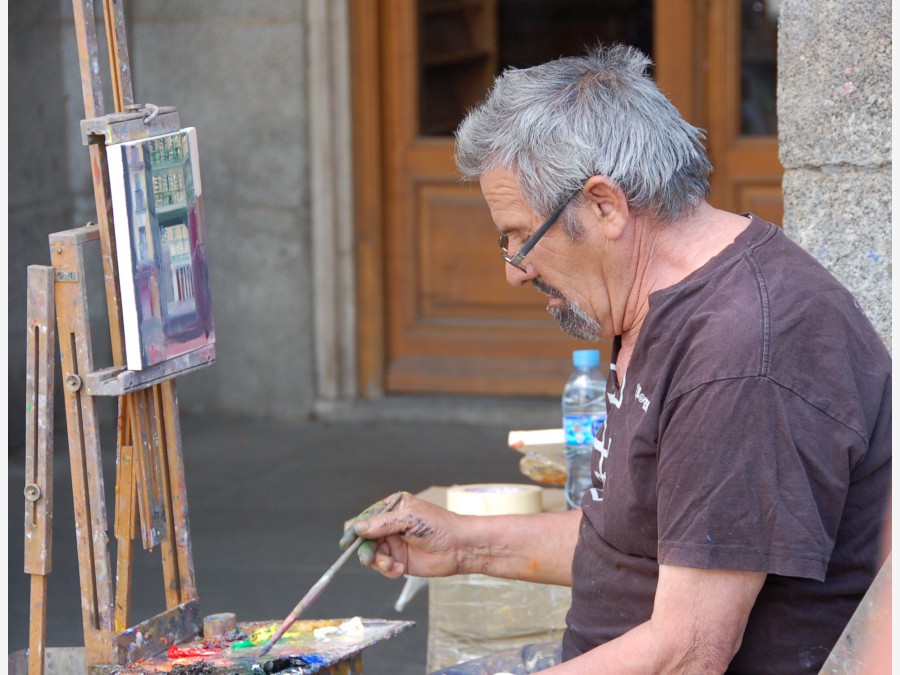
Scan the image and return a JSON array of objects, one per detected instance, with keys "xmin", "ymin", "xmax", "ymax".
[
  {"xmin": 160, "ymin": 380, "xmax": 198, "ymax": 602},
  {"xmin": 114, "ymin": 396, "xmax": 137, "ymax": 632},
  {"xmin": 114, "ymin": 443, "xmax": 137, "ymax": 632},
  {"xmin": 28, "ymin": 575, "xmax": 49, "ymax": 675},
  {"xmin": 128, "ymin": 388, "xmax": 168, "ymax": 550},
  {"xmin": 25, "ymin": 266, "xmax": 55, "ymax": 675},
  {"xmin": 157, "ymin": 384, "xmax": 183, "ymax": 608}
]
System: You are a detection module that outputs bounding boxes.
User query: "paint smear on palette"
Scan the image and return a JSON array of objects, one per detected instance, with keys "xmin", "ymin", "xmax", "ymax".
[
  {"xmin": 232, "ymin": 620, "xmax": 343, "ymax": 650},
  {"xmin": 168, "ymin": 646, "xmax": 218, "ymax": 659},
  {"xmin": 127, "ymin": 618, "xmax": 413, "ymax": 673},
  {"xmin": 312, "ymin": 617, "xmax": 365, "ymax": 641}
]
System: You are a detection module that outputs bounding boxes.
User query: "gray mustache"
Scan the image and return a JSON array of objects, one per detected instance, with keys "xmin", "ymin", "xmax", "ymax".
[{"xmin": 532, "ymin": 279, "xmax": 566, "ymax": 300}]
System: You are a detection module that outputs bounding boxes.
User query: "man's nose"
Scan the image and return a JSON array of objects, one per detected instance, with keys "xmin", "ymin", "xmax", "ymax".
[{"xmin": 505, "ymin": 261, "xmax": 538, "ymax": 287}]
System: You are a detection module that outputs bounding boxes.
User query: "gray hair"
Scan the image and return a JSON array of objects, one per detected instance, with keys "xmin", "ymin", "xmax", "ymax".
[{"xmin": 455, "ymin": 45, "xmax": 712, "ymax": 224}]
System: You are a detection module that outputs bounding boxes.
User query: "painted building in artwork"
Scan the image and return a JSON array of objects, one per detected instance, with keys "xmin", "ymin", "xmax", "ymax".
[{"xmin": 8, "ymin": 0, "xmax": 892, "ymax": 448}]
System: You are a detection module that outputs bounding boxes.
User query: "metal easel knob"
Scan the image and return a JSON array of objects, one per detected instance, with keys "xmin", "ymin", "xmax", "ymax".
[
  {"xmin": 24, "ymin": 484, "xmax": 42, "ymax": 502},
  {"xmin": 64, "ymin": 373, "xmax": 83, "ymax": 392}
]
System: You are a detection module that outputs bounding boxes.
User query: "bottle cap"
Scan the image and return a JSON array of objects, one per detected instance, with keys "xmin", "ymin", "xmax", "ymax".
[{"xmin": 572, "ymin": 349, "xmax": 600, "ymax": 368}]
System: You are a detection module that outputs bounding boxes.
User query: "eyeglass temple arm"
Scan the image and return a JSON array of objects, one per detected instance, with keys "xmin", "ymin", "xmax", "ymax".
[{"xmin": 507, "ymin": 190, "xmax": 579, "ymax": 267}]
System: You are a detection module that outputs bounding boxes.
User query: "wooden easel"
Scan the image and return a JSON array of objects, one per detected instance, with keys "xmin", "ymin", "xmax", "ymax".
[{"xmin": 23, "ymin": 0, "xmax": 214, "ymax": 671}]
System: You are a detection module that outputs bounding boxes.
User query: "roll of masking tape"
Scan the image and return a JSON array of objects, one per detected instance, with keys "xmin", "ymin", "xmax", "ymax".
[{"xmin": 446, "ymin": 483, "xmax": 543, "ymax": 516}]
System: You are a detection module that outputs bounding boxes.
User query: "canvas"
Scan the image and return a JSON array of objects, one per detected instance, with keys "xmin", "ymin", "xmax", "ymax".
[{"xmin": 108, "ymin": 128, "xmax": 215, "ymax": 371}]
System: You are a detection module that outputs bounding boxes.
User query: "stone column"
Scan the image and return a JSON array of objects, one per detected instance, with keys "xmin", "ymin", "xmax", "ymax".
[{"xmin": 778, "ymin": 0, "xmax": 892, "ymax": 349}]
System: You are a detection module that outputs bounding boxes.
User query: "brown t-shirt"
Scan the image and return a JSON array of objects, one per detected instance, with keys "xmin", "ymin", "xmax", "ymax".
[{"xmin": 563, "ymin": 215, "xmax": 891, "ymax": 673}]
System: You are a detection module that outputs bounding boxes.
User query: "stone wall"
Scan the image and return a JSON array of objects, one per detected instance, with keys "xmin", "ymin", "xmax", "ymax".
[
  {"xmin": 8, "ymin": 1, "xmax": 317, "ymax": 449},
  {"xmin": 778, "ymin": 0, "xmax": 892, "ymax": 349},
  {"xmin": 9, "ymin": 1, "xmax": 74, "ymax": 448},
  {"xmin": 124, "ymin": 1, "xmax": 316, "ymax": 420}
]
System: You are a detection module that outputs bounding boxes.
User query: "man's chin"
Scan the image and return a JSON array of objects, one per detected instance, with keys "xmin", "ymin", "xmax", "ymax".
[{"xmin": 547, "ymin": 305, "xmax": 602, "ymax": 342}]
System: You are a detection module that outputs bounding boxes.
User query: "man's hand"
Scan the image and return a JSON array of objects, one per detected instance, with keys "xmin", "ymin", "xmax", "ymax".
[
  {"xmin": 339, "ymin": 492, "xmax": 466, "ymax": 578},
  {"xmin": 339, "ymin": 492, "xmax": 406, "ymax": 568}
]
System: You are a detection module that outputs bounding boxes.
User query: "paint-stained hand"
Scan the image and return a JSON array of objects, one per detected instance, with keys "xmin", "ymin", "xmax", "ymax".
[
  {"xmin": 339, "ymin": 492, "xmax": 465, "ymax": 579},
  {"xmin": 339, "ymin": 492, "xmax": 408, "ymax": 567}
]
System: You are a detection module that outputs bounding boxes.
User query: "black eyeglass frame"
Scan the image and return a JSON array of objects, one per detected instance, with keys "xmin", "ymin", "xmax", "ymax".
[{"xmin": 498, "ymin": 188, "xmax": 581, "ymax": 272}]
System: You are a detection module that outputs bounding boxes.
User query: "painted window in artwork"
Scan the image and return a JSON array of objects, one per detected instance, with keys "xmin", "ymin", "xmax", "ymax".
[{"xmin": 161, "ymin": 223, "xmax": 194, "ymax": 302}]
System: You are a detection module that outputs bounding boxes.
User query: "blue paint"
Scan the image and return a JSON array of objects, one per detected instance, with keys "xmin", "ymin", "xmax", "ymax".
[
  {"xmin": 869, "ymin": 251, "xmax": 880, "ymax": 263},
  {"xmin": 706, "ymin": 534, "xmax": 713, "ymax": 542},
  {"xmin": 303, "ymin": 654, "xmax": 326, "ymax": 666}
]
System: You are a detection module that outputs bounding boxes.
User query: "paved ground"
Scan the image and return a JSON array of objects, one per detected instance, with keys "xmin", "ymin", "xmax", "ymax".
[{"xmin": 8, "ymin": 399, "xmax": 559, "ymax": 674}]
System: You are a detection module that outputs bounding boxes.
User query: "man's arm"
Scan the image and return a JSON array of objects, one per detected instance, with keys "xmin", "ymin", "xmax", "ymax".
[
  {"xmin": 453, "ymin": 509, "xmax": 582, "ymax": 585},
  {"xmin": 547, "ymin": 564, "xmax": 766, "ymax": 674},
  {"xmin": 350, "ymin": 492, "xmax": 582, "ymax": 586}
]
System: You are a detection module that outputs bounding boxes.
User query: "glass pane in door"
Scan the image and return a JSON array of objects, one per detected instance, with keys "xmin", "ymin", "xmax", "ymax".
[
  {"xmin": 740, "ymin": 0, "xmax": 778, "ymax": 135},
  {"xmin": 498, "ymin": 0, "xmax": 653, "ymax": 70},
  {"xmin": 418, "ymin": 0, "xmax": 654, "ymax": 137}
]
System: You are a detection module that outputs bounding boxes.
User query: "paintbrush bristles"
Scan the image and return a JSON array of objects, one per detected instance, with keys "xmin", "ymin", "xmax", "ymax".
[{"xmin": 257, "ymin": 615, "xmax": 295, "ymax": 658}]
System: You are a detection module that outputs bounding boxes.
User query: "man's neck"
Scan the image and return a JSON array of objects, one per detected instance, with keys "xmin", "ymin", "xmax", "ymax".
[{"xmin": 617, "ymin": 203, "xmax": 751, "ymax": 363}]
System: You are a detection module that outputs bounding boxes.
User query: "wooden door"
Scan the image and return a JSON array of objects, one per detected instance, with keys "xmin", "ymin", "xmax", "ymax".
[{"xmin": 351, "ymin": 0, "xmax": 781, "ymax": 397}]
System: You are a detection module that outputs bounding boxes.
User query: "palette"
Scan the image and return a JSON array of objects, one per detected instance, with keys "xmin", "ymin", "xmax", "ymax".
[{"xmin": 90, "ymin": 618, "xmax": 414, "ymax": 674}]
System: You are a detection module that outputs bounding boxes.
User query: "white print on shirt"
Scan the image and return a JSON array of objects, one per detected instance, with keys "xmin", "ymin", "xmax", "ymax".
[
  {"xmin": 588, "ymin": 412, "xmax": 611, "ymax": 502},
  {"xmin": 607, "ymin": 370, "xmax": 626, "ymax": 410},
  {"xmin": 635, "ymin": 383, "xmax": 650, "ymax": 412},
  {"xmin": 590, "ymin": 412, "xmax": 609, "ymax": 502},
  {"xmin": 590, "ymin": 372, "xmax": 629, "ymax": 502}
]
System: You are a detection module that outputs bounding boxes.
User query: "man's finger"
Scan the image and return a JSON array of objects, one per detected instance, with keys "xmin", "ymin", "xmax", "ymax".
[
  {"xmin": 357, "ymin": 539, "xmax": 377, "ymax": 567},
  {"xmin": 338, "ymin": 524, "xmax": 358, "ymax": 551},
  {"xmin": 339, "ymin": 491, "xmax": 407, "ymax": 553}
]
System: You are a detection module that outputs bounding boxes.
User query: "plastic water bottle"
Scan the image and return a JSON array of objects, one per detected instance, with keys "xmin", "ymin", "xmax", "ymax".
[{"xmin": 562, "ymin": 349, "xmax": 607, "ymax": 509}]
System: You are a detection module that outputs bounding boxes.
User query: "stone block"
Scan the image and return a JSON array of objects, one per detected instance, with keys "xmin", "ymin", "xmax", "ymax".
[
  {"xmin": 782, "ymin": 168, "xmax": 891, "ymax": 347},
  {"xmin": 778, "ymin": 0, "xmax": 891, "ymax": 169}
]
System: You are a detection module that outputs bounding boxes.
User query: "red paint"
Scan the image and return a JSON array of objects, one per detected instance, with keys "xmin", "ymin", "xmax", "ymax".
[{"xmin": 167, "ymin": 645, "xmax": 217, "ymax": 659}]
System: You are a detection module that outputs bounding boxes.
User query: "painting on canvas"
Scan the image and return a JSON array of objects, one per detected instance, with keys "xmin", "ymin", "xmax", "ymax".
[{"xmin": 108, "ymin": 127, "xmax": 215, "ymax": 371}]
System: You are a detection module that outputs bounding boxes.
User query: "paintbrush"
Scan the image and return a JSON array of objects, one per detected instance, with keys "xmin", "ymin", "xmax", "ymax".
[{"xmin": 257, "ymin": 492, "xmax": 403, "ymax": 658}]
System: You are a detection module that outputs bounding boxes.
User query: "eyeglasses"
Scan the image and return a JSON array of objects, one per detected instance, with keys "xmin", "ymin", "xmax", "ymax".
[{"xmin": 498, "ymin": 188, "xmax": 581, "ymax": 272}]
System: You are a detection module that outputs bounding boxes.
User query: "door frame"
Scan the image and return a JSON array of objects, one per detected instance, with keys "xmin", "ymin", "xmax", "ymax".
[{"xmin": 350, "ymin": 0, "xmax": 388, "ymax": 397}]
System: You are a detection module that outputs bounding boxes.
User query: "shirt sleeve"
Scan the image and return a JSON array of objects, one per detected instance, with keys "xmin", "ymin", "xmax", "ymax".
[{"xmin": 655, "ymin": 375, "xmax": 862, "ymax": 581}]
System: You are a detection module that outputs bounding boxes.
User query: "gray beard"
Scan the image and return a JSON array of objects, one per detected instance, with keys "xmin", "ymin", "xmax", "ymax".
[
  {"xmin": 533, "ymin": 280, "xmax": 602, "ymax": 341},
  {"xmin": 547, "ymin": 302, "xmax": 602, "ymax": 341}
]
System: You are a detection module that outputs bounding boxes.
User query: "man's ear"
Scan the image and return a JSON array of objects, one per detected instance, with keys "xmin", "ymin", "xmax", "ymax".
[{"xmin": 583, "ymin": 176, "xmax": 629, "ymax": 241}]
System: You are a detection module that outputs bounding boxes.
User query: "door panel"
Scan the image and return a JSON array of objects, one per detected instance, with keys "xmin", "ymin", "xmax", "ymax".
[{"xmin": 416, "ymin": 183, "xmax": 543, "ymax": 317}]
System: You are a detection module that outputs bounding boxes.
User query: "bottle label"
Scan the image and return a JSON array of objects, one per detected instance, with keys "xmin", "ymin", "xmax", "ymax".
[{"xmin": 563, "ymin": 414, "xmax": 606, "ymax": 445}]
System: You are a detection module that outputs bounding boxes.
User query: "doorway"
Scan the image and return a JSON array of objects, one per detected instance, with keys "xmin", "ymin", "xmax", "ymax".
[{"xmin": 351, "ymin": 0, "xmax": 781, "ymax": 397}]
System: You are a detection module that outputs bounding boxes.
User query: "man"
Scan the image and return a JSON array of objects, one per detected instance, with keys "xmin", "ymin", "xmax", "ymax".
[{"xmin": 344, "ymin": 46, "xmax": 891, "ymax": 673}]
